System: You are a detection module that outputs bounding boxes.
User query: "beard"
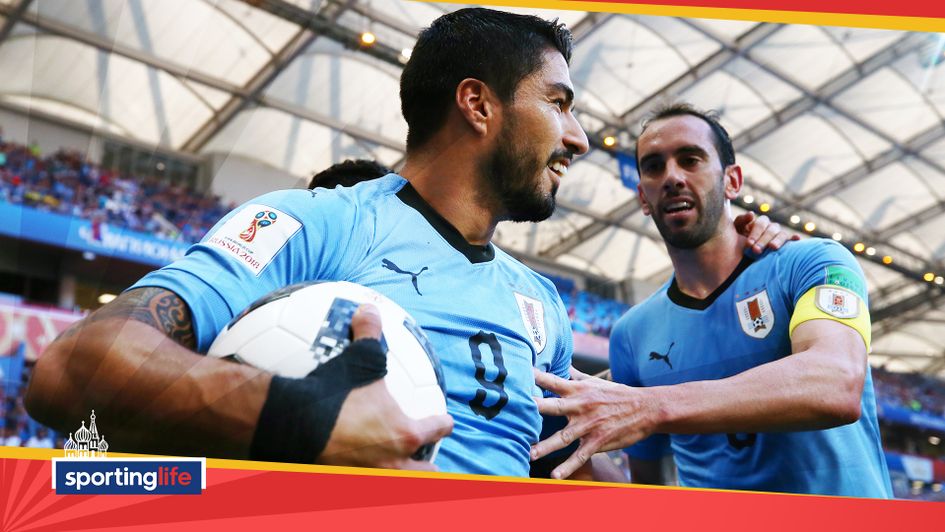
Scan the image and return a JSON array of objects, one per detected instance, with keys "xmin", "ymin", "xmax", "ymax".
[
  {"xmin": 480, "ymin": 114, "xmax": 558, "ymax": 223},
  {"xmin": 652, "ymin": 171, "xmax": 726, "ymax": 250}
]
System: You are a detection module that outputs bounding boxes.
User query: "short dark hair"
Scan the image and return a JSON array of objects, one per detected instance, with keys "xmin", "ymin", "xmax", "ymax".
[
  {"xmin": 400, "ymin": 8, "xmax": 573, "ymax": 151},
  {"xmin": 308, "ymin": 159, "xmax": 392, "ymax": 189},
  {"xmin": 638, "ymin": 103, "xmax": 736, "ymax": 169}
]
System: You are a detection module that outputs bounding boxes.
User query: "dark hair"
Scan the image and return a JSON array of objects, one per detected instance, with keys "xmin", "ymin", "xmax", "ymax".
[
  {"xmin": 638, "ymin": 103, "xmax": 736, "ymax": 169},
  {"xmin": 308, "ymin": 159, "xmax": 392, "ymax": 189},
  {"xmin": 400, "ymin": 8, "xmax": 573, "ymax": 151}
]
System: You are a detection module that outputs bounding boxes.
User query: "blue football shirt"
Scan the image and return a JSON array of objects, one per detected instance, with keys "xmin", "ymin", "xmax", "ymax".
[
  {"xmin": 131, "ymin": 174, "xmax": 572, "ymax": 476},
  {"xmin": 610, "ymin": 239, "xmax": 892, "ymax": 497}
]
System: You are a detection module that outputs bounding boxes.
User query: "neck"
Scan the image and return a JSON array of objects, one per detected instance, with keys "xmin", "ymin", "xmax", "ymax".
[
  {"xmin": 400, "ymin": 134, "xmax": 501, "ymax": 246},
  {"xmin": 667, "ymin": 222, "xmax": 746, "ymax": 299}
]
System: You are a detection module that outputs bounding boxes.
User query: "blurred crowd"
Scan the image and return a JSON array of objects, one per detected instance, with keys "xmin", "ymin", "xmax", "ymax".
[
  {"xmin": 0, "ymin": 135, "xmax": 233, "ymax": 244},
  {"xmin": 873, "ymin": 366, "xmax": 945, "ymax": 417},
  {"xmin": 561, "ymin": 289, "xmax": 630, "ymax": 338},
  {"xmin": 1, "ymin": 362, "xmax": 57, "ymax": 449}
]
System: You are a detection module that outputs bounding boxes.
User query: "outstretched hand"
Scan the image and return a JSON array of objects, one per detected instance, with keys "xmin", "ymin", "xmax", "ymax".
[
  {"xmin": 531, "ymin": 367, "xmax": 658, "ymax": 480},
  {"xmin": 733, "ymin": 212, "xmax": 800, "ymax": 255}
]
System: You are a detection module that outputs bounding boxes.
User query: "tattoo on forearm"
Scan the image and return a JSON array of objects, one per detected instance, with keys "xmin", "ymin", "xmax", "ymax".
[{"xmin": 60, "ymin": 287, "xmax": 197, "ymax": 349}]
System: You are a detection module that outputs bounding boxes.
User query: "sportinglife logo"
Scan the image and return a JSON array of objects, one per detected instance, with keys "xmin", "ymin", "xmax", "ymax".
[{"xmin": 51, "ymin": 411, "xmax": 206, "ymax": 495}]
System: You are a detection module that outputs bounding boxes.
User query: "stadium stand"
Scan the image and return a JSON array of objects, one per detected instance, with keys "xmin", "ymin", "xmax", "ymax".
[{"xmin": 0, "ymin": 138, "xmax": 233, "ymax": 244}]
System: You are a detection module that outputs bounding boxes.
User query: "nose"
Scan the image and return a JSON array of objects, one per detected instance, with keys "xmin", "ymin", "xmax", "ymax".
[
  {"xmin": 563, "ymin": 112, "xmax": 589, "ymax": 157},
  {"xmin": 662, "ymin": 159, "xmax": 686, "ymax": 192}
]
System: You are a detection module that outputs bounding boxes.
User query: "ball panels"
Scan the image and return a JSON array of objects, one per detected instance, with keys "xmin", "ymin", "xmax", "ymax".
[{"xmin": 207, "ymin": 281, "xmax": 448, "ymax": 461}]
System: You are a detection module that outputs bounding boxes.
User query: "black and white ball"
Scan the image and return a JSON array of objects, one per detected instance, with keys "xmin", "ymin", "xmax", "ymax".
[{"xmin": 207, "ymin": 281, "xmax": 448, "ymax": 461}]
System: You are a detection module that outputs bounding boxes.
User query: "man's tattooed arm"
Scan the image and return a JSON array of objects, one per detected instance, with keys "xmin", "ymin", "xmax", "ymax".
[{"xmin": 61, "ymin": 287, "xmax": 197, "ymax": 349}]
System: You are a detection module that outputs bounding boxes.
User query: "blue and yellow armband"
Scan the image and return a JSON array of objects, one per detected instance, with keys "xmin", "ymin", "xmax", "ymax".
[{"xmin": 789, "ymin": 285, "xmax": 871, "ymax": 351}]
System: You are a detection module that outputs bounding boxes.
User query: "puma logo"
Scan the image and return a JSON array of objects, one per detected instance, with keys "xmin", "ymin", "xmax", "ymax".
[
  {"xmin": 381, "ymin": 259, "xmax": 428, "ymax": 296},
  {"xmin": 649, "ymin": 342, "xmax": 674, "ymax": 370}
]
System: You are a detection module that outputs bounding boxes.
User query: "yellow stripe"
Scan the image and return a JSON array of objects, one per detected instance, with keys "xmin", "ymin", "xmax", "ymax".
[
  {"xmin": 789, "ymin": 286, "xmax": 871, "ymax": 350},
  {"xmin": 2, "ymin": 445, "xmax": 874, "ymax": 498},
  {"xmin": 426, "ymin": 0, "xmax": 945, "ymax": 32}
]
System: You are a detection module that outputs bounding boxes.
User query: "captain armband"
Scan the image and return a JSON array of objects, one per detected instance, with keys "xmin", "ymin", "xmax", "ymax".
[{"xmin": 789, "ymin": 285, "xmax": 871, "ymax": 351}]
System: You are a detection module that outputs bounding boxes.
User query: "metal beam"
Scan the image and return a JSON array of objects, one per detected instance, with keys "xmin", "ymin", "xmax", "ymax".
[
  {"xmin": 181, "ymin": 26, "xmax": 319, "ymax": 152},
  {"xmin": 616, "ymin": 22, "xmax": 782, "ymax": 133},
  {"xmin": 0, "ymin": 0, "xmax": 31, "ymax": 47},
  {"xmin": 787, "ymin": 125, "xmax": 945, "ymax": 217},
  {"xmin": 0, "ymin": 1, "xmax": 406, "ymax": 152},
  {"xmin": 872, "ymin": 286, "xmax": 945, "ymax": 334},
  {"xmin": 541, "ymin": 200, "xmax": 646, "ymax": 258},
  {"xmin": 556, "ymin": 198, "xmax": 662, "ymax": 244},
  {"xmin": 730, "ymin": 32, "xmax": 921, "ymax": 150},
  {"xmin": 258, "ymin": 95, "xmax": 404, "ymax": 151},
  {"xmin": 875, "ymin": 199, "xmax": 945, "ymax": 242}
]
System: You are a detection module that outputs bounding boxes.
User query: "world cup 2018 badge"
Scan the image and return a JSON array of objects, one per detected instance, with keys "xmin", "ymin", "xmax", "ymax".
[
  {"xmin": 514, "ymin": 292, "xmax": 546, "ymax": 354},
  {"xmin": 240, "ymin": 210, "xmax": 278, "ymax": 242},
  {"xmin": 736, "ymin": 289, "xmax": 775, "ymax": 339}
]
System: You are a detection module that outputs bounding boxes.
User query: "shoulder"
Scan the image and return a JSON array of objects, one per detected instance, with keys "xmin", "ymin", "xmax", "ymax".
[
  {"xmin": 494, "ymin": 247, "xmax": 564, "ymax": 306},
  {"xmin": 235, "ymin": 175, "xmax": 405, "ymax": 231},
  {"xmin": 766, "ymin": 238, "xmax": 855, "ymax": 267}
]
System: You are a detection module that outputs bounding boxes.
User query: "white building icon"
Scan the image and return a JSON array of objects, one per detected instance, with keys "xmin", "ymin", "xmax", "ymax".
[{"xmin": 63, "ymin": 410, "xmax": 109, "ymax": 458}]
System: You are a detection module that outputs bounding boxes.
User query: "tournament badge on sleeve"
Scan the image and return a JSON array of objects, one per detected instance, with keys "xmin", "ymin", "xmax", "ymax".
[
  {"xmin": 735, "ymin": 289, "xmax": 775, "ymax": 339},
  {"xmin": 814, "ymin": 286, "xmax": 860, "ymax": 319}
]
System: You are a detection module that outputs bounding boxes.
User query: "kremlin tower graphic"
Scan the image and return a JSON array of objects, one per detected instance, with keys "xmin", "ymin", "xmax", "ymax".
[{"xmin": 63, "ymin": 410, "xmax": 109, "ymax": 458}]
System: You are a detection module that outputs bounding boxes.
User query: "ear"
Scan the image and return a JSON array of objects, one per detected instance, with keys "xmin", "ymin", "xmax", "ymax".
[
  {"xmin": 455, "ymin": 78, "xmax": 498, "ymax": 137},
  {"xmin": 723, "ymin": 164, "xmax": 743, "ymax": 200},
  {"xmin": 638, "ymin": 186, "xmax": 652, "ymax": 216}
]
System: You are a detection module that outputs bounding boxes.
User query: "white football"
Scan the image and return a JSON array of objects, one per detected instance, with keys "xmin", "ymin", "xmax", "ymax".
[{"xmin": 207, "ymin": 280, "xmax": 448, "ymax": 461}]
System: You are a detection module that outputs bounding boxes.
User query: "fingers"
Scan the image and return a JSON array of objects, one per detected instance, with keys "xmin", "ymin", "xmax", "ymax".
[
  {"xmin": 551, "ymin": 440, "xmax": 598, "ymax": 480},
  {"xmin": 534, "ymin": 395, "xmax": 570, "ymax": 417},
  {"xmin": 350, "ymin": 304, "xmax": 382, "ymax": 340},
  {"xmin": 569, "ymin": 366, "xmax": 591, "ymax": 381},
  {"xmin": 733, "ymin": 211, "xmax": 755, "ymax": 235},
  {"xmin": 530, "ymin": 425, "xmax": 576, "ymax": 461},
  {"xmin": 533, "ymin": 367, "xmax": 573, "ymax": 395},
  {"xmin": 413, "ymin": 414, "xmax": 454, "ymax": 443},
  {"xmin": 402, "ymin": 459, "xmax": 439, "ymax": 472}
]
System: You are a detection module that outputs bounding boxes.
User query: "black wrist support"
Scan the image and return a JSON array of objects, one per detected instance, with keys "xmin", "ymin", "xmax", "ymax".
[{"xmin": 249, "ymin": 338, "xmax": 388, "ymax": 463}]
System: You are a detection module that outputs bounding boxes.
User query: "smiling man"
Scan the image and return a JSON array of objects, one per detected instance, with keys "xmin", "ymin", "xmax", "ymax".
[
  {"xmin": 28, "ymin": 10, "xmax": 791, "ymax": 478},
  {"xmin": 531, "ymin": 103, "xmax": 892, "ymax": 497}
]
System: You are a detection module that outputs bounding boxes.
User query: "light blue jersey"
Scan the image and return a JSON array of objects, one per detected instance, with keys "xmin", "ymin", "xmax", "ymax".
[
  {"xmin": 610, "ymin": 239, "xmax": 892, "ymax": 497},
  {"xmin": 131, "ymin": 174, "xmax": 572, "ymax": 477}
]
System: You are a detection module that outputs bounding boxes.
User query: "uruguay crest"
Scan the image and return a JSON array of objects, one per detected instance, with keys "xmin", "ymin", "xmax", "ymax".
[
  {"xmin": 736, "ymin": 289, "xmax": 775, "ymax": 339},
  {"xmin": 513, "ymin": 292, "xmax": 546, "ymax": 354}
]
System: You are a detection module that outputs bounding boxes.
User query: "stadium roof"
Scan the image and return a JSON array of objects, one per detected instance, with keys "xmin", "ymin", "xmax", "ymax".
[{"xmin": 1, "ymin": 0, "xmax": 944, "ymax": 374}]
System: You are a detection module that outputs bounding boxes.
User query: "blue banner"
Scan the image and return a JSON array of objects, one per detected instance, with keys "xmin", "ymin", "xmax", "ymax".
[
  {"xmin": 877, "ymin": 401, "xmax": 945, "ymax": 432},
  {"xmin": 0, "ymin": 202, "xmax": 189, "ymax": 267},
  {"xmin": 53, "ymin": 458, "xmax": 205, "ymax": 495},
  {"xmin": 615, "ymin": 152, "xmax": 639, "ymax": 192},
  {"xmin": 0, "ymin": 342, "xmax": 25, "ymax": 396}
]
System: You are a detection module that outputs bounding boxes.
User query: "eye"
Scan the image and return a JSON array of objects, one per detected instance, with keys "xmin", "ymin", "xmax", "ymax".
[{"xmin": 552, "ymin": 98, "xmax": 566, "ymax": 111}]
